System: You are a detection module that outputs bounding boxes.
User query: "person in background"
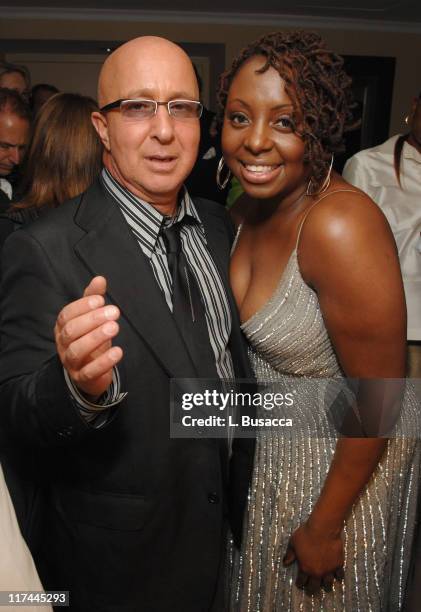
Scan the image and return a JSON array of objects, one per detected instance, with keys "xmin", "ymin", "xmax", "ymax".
[
  {"xmin": 0, "ymin": 88, "xmax": 31, "ymax": 212},
  {"xmin": 343, "ymin": 92, "xmax": 421, "ymax": 378},
  {"xmin": 30, "ymin": 83, "xmax": 59, "ymax": 116},
  {"xmin": 0, "ymin": 464, "xmax": 52, "ymax": 612},
  {"xmin": 0, "ymin": 92, "xmax": 102, "ymax": 248},
  {"xmin": 0, "ymin": 62, "xmax": 31, "ymax": 101}
]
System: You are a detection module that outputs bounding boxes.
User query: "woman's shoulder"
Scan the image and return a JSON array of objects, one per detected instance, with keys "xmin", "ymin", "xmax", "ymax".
[
  {"xmin": 298, "ymin": 176, "xmax": 396, "ymax": 281},
  {"xmin": 302, "ymin": 176, "xmax": 390, "ymax": 242}
]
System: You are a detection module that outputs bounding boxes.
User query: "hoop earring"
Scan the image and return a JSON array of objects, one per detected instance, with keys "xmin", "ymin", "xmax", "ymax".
[
  {"xmin": 216, "ymin": 157, "xmax": 231, "ymax": 190},
  {"xmin": 306, "ymin": 154, "xmax": 334, "ymax": 197},
  {"xmin": 405, "ymin": 115, "xmax": 410, "ymax": 125}
]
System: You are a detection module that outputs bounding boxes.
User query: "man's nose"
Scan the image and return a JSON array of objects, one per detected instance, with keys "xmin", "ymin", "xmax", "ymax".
[
  {"xmin": 150, "ymin": 105, "xmax": 175, "ymax": 142},
  {"xmin": 8, "ymin": 146, "xmax": 21, "ymax": 166}
]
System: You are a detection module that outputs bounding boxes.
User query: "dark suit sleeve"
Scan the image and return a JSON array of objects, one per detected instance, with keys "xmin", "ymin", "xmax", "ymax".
[
  {"xmin": 0, "ymin": 229, "xmax": 102, "ymax": 446},
  {"xmin": 0, "ymin": 216, "xmax": 18, "ymax": 253}
]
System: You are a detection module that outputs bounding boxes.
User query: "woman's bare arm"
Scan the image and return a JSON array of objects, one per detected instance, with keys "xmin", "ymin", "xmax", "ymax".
[{"xmin": 284, "ymin": 187, "xmax": 406, "ymax": 592}]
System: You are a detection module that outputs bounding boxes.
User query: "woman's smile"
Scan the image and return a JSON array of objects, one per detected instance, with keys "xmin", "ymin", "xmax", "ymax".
[{"xmin": 238, "ymin": 160, "xmax": 284, "ymax": 184}]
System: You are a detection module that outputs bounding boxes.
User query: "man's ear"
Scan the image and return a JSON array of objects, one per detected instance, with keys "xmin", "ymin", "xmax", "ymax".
[{"xmin": 91, "ymin": 111, "xmax": 111, "ymax": 151}]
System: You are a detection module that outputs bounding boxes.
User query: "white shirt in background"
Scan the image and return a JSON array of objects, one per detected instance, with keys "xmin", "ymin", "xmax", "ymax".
[
  {"xmin": 0, "ymin": 464, "xmax": 52, "ymax": 611},
  {"xmin": 0, "ymin": 177, "xmax": 12, "ymax": 200},
  {"xmin": 343, "ymin": 135, "xmax": 421, "ymax": 341}
]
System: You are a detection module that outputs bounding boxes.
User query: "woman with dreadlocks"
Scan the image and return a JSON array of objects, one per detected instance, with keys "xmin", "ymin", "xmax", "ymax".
[{"xmin": 219, "ymin": 31, "xmax": 420, "ymax": 610}]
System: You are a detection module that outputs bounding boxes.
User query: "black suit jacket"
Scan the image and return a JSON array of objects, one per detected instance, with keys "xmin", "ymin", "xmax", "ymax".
[
  {"xmin": 0, "ymin": 180, "xmax": 253, "ymax": 612},
  {"xmin": 0, "ymin": 188, "xmax": 11, "ymax": 213}
]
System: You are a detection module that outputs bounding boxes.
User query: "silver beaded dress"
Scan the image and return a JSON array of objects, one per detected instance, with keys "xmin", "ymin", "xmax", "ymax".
[{"xmin": 230, "ymin": 204, "xmax": 421, "ymax": 612}]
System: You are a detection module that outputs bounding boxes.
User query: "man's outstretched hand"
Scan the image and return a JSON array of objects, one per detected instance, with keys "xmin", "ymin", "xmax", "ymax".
[{"xmin": 54, "ymin": 276, "xmax": 123, "ymax": 399}]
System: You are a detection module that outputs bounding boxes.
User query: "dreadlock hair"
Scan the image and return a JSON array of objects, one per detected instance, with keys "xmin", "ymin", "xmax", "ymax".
[{"xmin": 218, "ymin": 30, "xmax": 357, "ymax": 192}]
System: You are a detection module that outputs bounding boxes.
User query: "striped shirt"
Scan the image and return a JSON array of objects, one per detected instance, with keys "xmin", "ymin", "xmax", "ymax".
[{"xmin": 102, "ymin": 168, "xmax": 234, "ymax": 379}]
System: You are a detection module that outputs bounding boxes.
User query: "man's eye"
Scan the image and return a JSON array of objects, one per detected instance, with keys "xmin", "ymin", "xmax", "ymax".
[
  {"xmin": 169, "ymin": 102, "xmax": 197, "ymax": 118},
  {"xmin": 228, "ymin": 112, "xmax": 249, "ymax": 126},
  {"xmin": 273, "ymin": 115, "xmax": 296, "ymax": 132},
  {"xmin": 130, "ymin": 101, "xmax": 152, "ymax": 111},
  {"xmin": 123, "ymin": 100, "xmax": 155, "ymax": 117},
  {"xmin": 0, "ymin": 143, "xmax": 10, "ymax": 150}
]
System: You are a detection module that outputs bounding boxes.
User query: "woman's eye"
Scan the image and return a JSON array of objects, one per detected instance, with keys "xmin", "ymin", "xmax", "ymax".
[
  {"xmin": 228, "ymin": 112, "xmax": 249, "ymax": 126},
  {"xmin": 273, "ymin": 115, "xmax": 296, "ymax": 132}
]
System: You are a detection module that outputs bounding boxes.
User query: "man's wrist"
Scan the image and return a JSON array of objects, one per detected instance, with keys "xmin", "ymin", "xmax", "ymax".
[{"xmin": 63, "ymin": 367, "xmax": 127, "ymax": 412}]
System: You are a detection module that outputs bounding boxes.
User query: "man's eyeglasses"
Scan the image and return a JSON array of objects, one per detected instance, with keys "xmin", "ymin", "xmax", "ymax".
[{"xmin": 100, "ymin": 98, "xmax": 203, "ymax": 120}]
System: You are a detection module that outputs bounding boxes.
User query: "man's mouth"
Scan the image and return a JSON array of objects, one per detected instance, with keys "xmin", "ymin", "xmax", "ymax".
[
  {"xmin": 144, "ymin": 155, "xmax": 178, "ymax": 172},
  {"xmin": 146, "ymin": 155, "xmax": 177, "ymax": 162}
]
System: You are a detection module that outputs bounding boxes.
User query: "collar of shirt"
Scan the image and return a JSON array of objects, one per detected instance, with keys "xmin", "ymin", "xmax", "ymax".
[
  {"xmin": 100, "ymin": 168, "xmax": 205, "ymax": 259},
  {"xmin": 0, "ymin": 178, "xmax": 12, "ymax": 200},
  {"xmin": 403, "ymin": 140, "xmax": 421, "ymax": 164}
]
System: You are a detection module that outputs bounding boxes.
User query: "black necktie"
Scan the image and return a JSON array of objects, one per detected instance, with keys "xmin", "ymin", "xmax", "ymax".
[{"xmin": 162, "ymin": 221, "xmax": 218, "ymax": 379}]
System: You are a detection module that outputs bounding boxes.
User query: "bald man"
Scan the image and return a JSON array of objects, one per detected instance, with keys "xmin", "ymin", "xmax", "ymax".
[{"xmin": 0, "ymin": 37, "xmax": 253, "ymax": 611}]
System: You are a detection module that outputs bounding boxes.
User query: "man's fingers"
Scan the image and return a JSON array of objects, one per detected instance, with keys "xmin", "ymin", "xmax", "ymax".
[
  {"xmin": 56, "ymin": 277, "xmax": 109, "ymax": 331},
  {"xmin": 56, "ymin": 276, "xmax": 123, "ymax": 398},
  {"xmin": 57, "ymin": 294, "xmax": 106, "ymax": 329},
  {"xmin": 83, "ymin": 276, "xmax": 107, "ymax": 298},
  {"xmin": 59, "ymin": 305, "xmax": 120, "ymax": 347},
  {"xmin": 74, "ymin": 346, "xmax": 123, "ymax": 388},
  {"xmin": 68, "ymin": 346, "xmax": 123, "ymax": 398},
  {"xmin": 64, "ymin": 321, "xmax": 119, "ymax": 370}
]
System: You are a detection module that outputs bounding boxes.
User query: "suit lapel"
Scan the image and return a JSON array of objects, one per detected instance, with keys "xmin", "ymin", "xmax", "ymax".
[
  {"xmin": 196, "ymin": 203, "xmax": 231, "ymax": 289},
  {"xmin": 73, "ymin": 181, "xmax": 198, "ymax": 380},
  {"xmin": 197, "ymin": 201, "xmax": 252, "ymax": 379}
]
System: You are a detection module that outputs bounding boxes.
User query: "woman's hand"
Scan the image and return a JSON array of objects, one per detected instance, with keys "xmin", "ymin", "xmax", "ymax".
[{"xmin": 283, "ymin": 520, "xmax": 345, "ymax": 595}]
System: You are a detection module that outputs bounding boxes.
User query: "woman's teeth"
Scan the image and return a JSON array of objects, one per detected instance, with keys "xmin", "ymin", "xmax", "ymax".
[{"xmin": 243, "ymin": 164, "xmax": 277, "ymax": 173}]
